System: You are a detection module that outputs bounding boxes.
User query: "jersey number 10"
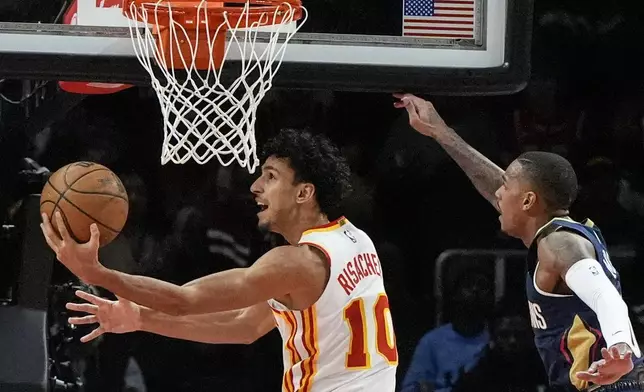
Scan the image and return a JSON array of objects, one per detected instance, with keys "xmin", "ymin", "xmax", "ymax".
[{"xmin": 343, "ymin": 294, "xmax": 398, "ymax": 369}]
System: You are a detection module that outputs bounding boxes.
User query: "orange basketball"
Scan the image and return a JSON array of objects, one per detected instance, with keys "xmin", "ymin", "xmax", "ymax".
[{"xmin": 40, "ymin": 161, "xmax": 129, "ymax": 247}]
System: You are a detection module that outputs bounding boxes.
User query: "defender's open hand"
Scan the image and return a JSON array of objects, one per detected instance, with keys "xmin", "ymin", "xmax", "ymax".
[{"xmin": 576, "ymin": 345, "xmax": 634, "ymax": 385}]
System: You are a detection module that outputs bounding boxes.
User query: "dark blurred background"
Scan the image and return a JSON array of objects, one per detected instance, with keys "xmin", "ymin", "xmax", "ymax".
[{"xmin": 1, "ymin": 0, "xmax": 644, "ymax": 391}]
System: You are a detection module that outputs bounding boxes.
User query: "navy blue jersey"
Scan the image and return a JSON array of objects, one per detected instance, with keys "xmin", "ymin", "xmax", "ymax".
[{"xmin": 525, "ymin": 218, "xmax": 641, "ymax": 391}]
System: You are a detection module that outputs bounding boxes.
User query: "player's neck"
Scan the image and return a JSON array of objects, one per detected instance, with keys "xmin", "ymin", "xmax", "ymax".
[
  {"xmin": 520, "ymin": 215, "xmax": 557, "ymax": 247},
  {"xmin": 281, "ymin": 211, "xmax": 329, "ymax": 245}
]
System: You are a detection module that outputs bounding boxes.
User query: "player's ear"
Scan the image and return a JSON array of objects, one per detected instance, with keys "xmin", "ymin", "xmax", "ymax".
[
  {"xmin": 296, "ymin": 183, "xmax": 316, "ymax": 204},
  {"xmin": 522, "ymin": 191, "xmax": 537, "ymax": 211}
]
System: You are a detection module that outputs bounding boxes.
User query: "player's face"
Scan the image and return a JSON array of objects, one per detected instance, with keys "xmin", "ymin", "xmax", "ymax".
[
  {"xmin": 250, "ymin": 156, "xmax": 302, "ymax": 232},
  {"xmin": 494, "ymin": 162, "xmax": 533, "ymax": 237}
]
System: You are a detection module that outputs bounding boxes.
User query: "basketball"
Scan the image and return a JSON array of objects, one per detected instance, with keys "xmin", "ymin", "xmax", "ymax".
[{"xmin": 40, "ymin": 161, "xmax": 129, "ymax": 247}]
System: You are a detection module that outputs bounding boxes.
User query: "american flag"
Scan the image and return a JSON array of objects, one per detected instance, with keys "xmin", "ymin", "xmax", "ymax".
[{"xmin": 403, "ymin": 0, "xmax": 476, "ymax": 39}]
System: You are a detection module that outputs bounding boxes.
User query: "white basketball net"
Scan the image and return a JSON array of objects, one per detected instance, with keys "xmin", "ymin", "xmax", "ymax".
[{"xmin": 125, "ymin": 1, "xmax": 307, "ymax": 173}]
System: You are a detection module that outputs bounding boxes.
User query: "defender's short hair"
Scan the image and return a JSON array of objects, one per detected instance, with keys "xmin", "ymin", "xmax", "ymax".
[
  {"xmin": 516, "ymin": 151, "xmax": 578, "ymax": 211},
  {"xmin": 261, "ymin": 129, "xmax": 352, "ymax": 216}
]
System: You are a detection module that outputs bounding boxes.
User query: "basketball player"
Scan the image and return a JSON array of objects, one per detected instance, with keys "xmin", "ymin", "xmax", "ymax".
[
  {"xmin": 394, "ymin": 93, "xmax": 643, "ymax": 392},
  {"xmin": 41, "ymin": 129, "xmax": 398, "ymax": 391}
]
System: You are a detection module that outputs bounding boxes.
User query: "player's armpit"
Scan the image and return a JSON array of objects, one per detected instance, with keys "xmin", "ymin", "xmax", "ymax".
[{"xmin": 537, "ymin": 230, "xmax": 596, "ymax": 278}]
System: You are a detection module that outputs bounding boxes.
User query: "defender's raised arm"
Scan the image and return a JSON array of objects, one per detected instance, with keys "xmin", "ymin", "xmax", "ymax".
[{"xmin": 394, "ymin": 93, "xmax": 504, "ymax": 211}]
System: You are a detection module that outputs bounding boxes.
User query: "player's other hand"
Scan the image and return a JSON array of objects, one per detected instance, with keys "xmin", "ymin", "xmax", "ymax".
[
  {"xmin": 576, "ymin": 345, "xmax": 634, "ymax": 385},
  {"xmin": 393, "ymin": 93, "xmax": 449, "ymax": 138},
  {"xmin": 40, "ymin": 211, "xmax": 102, "ymax": 284},
  {"xmin": 67, "ymin": 290, "xmax": 141, "ymax": 342}
]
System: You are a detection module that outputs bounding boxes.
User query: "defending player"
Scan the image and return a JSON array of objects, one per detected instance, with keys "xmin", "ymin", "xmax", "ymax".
[
  {"xmin": 41, "ymin": 129, "xmax": 398, "ymax": 392},
  {"xmin": 394, "ymin": 93, "xmax": 643, "ymax": 392}
]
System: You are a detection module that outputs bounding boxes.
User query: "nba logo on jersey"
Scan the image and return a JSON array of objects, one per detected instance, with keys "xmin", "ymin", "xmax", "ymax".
[{"xmin": 344, "ymin": 229, "xmax": 357, "ymax": 243}]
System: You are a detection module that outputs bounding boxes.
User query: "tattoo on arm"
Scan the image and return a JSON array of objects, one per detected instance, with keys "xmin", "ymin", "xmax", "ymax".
[
  {"xmin": 434, "ymin": 128, "xmax": 504, "ymax": 210},
  {"xmin": 539, "ymin": 231, "xmax": 596, "ymax": 277}
]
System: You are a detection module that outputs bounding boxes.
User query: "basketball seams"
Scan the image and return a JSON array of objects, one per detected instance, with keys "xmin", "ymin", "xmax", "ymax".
[
  {"xmin": 66, "ymin": 189, "xmax": 128, "ymax": 201},
  {"xmin": 64, "ymin": 165, "xmax": 127, "ymax": 201},
  {"xmin": 63, "ymin": 164, "xmax": 106, "ymax": 188},
  {"xmin": 63, "ymin": 163, "xmax": 72, "ymax": 187},
  {"xmin": 45, "ymin": 177, "xmax": 67, "ymax": 221},
  {"xmin": 40, "ymin": 187, "xmax": 84, "ymax": 243},
  {"xmin": 91, "ymin": 219, "xmax": 121, "ymax": 236},
  {"xmin": 63, "ymin": 166, "xmax": 111, "ymax": 190},
  {"xmin": 57, "ymin": 194, "xmax": 123, "ymax": 233},
  {"xmin": 56, "ymin": 207, "xmax": 84, "ymax": 243},
  {"xmin": 43, "ymin": 176, "xmax": 123, "ymax": 233}
]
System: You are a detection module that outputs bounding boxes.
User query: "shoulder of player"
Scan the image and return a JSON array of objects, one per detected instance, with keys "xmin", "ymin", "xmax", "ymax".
[
  {"xmin": 258, "ymin": 244, "xmax": 328, "ymax": 273},
  {"xmin": 537, "ymin": 230, "xmax": 596, "ymax": 271},
  {"xmin": 241, "ymin": 246, "xmax": 328, "ymax": 305}
]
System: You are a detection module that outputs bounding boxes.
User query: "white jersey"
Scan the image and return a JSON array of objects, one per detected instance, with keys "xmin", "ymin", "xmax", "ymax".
[{"xmin": 268, "ymin": 217, "xmax": 398, "ymax": 392}]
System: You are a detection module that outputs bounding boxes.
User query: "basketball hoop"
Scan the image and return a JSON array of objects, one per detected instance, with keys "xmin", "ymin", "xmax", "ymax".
[{"xmin": 122, "ymin": 0, "xmax": 307, "ymax": 172}]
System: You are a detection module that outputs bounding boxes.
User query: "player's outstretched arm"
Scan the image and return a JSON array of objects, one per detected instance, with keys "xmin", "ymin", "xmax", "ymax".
[
  {"xmin": 138, "ymin": 301, "xmax": 275, "ymax": 344},
  {"xmin": 41, "ymin": 211, "xmax": 326, "ymax": 315},
  {"xmin": 394, "ymin": 93, "xmax": 503, "ymax": 211},
  {"xmin": 538, "ymin": 231, "xmax": 639, "ymax": 385},
  {"xmin": 68, "ymin": 290, "xmax": 275, "ymax": 344}
]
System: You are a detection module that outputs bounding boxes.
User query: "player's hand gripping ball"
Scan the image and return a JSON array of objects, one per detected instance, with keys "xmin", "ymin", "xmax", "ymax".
[{"xmin": 40, "ymin": 161, "xmax": 129, "ymax": 247}]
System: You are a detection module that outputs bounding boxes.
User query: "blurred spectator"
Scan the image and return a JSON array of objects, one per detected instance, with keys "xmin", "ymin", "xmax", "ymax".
[
  {"xmin": 609, "ymin": 100, "xmax": 644, "ymax": 180},
  {"xmin": 259, "ymin": 90, "xmax": 335, "ymax": 138},
  {"xmin": 618, "ymin": 179, "xmax": 644, "ymax": 219},
  {"xmin": 572, "ymin": 156, "xmax": 642, "ymax": 250},
  {"xmin": 338, "ymin": 142, "xmax": 376, "ymax": 234},
  {"xmin": 374, "ymin": 241, "xmax": 426, "ymax": 386},
  {"xmin": 401, "ymin": 271, "xmax": 494, "ymax": 392},
  {"xmin": 452, "ymin": 306, "xmax": 548, "ymax": 392},
  {"xmin": 206, "ymin": 164, "xmax": 267, "ymax": 269},
  {"xmin": 510, "ymin": 79, "xmax": 584, "ymax": 162},
  {"xmin": 100, "ymin": 172, "xmax": 161, "ymax": 275}
]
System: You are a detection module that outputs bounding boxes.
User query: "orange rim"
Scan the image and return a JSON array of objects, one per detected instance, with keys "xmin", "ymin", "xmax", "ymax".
[
  {"xmin": 123, "ymin": 0, "xmax": 303, "ymax": 29},
  {"xmin": 122, "ymin": 0, "xmax": 304, "ymax": 70}
]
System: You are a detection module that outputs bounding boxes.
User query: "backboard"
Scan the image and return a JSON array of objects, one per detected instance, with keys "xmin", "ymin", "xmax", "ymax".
[{"xmin": 0, "ymin": 0, "xmax": 533, "ymax": 95}]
